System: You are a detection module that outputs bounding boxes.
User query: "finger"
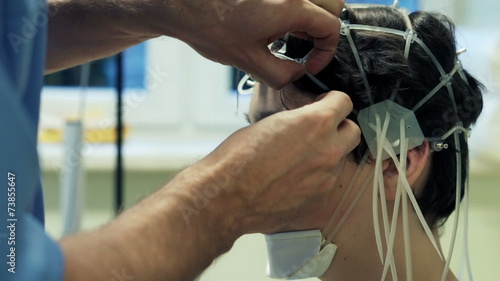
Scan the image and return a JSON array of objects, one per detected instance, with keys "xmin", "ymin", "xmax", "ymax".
[
  {"xmin": 244, "ymin": 47, "xmax": 307, "ymax": 89},
  {"xmin": 310, "ymin": 0, "xmax": 345, "ymax": 17},
  {"xmin": 337, "ymin": 119, "xmax": 362, "ymax": 152},
  {"xmin": 291, "ymin": 5, "xmax": 341, "ymax": 74},
  {"xmin": 289, "ymin": 31, "xmax": 313, "ymax": 42},
  {"xmin": 308, "ymin": 91, "xmax": 354, "ymax": 124},
  {"xmin": 304, "ymin": 17, "xmax": 341, "ymax": 74}
]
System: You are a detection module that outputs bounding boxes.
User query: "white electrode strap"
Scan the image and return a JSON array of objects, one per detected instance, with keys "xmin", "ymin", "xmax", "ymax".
[
  {"xmin": 323, "ymin": 152, "xmax": 370, "ymax": 237},
  {"xmin": 390, "ymin": 29, "xmax": 416, "ymax": 100},
  {"xmin": 460, "ymin": 138, "xmax": 474, "ymax": 281},
  {"xmin": 400, "ymin": 120, "xmax": 413, "ymax": 281},
  {"xmin": 372, "ymin": 112, "xmax": 391, "ymax": 262},
  {"xmin": 440, "ymin": 129, "xmax": 464, "ymax": 281},
  {"xmin": 341, "ymin": 21, "xmax": 374, "ymax": 104},
  {"xmin": 411, "ymin": 61, "xmax": 461, "ymax": 112},
  {"xmin": 381, "ymin": 137, "xmax": 443, "ymax": 260},
  {"xmin": 306, "ymin": 73, "xmax": 330, "ymax": 91},
  {"xmin": 237, "ymin": 74, "xmax": 255, "ymax": 95},
  {"xmin": 345, "ymin": 24, "xmax": 446, "ymax": 75},
  {"xmin": 341, "ymin": 22, "xmax": 465, "ymax": 117},
  {"xmin": 377, "ymin": 119, "xmax": 396, "ymax": 272},
  {"xmin": 326, "ymin": 167, "xmax": 373, "ymax": 243},
  {"xmin": 272, "ymin": 49, "xmax": 330, "ymax": 92}
]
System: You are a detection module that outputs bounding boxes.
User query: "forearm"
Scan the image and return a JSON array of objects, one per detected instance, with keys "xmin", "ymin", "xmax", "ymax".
[
  {"xmin": 45, "ymin": 0, "xmax": 183, "ymax": 73},
  {"xmin": 61, "ymin": 164, "xmax": 242, "ymax": 281},
  {"xmin": 59, "ymin": 90, "xmax": 359, "ymax": 280}
]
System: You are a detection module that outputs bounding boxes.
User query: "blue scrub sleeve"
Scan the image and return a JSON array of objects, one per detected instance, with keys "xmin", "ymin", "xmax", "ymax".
[{"xmin": 0, "ymin": 0, "xmax": 65, "ymax": 279}]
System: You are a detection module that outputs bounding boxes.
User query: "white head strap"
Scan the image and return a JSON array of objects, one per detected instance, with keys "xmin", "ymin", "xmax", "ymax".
[{"xmin": 261, "ymin": 5, "xmax": 473, "ymax": 281}]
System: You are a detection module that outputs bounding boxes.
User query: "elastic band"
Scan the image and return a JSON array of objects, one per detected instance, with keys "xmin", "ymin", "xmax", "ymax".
[
  {"xmin": 371, "ymin": 112, "xmax": 392, "ymax": 263},
  {"xmin": 400, "ymin": 120, "xmax": 413, "ymax": 281},
  {"xmin": 347, "ymin": 24, "xmax": 446, "ymax": 75},
  {"xmin": 440, "ymin": 129, "xmax": 463, "ymax": 281},
  {"xmin": 326, "ymin": 168, "xmax": 372, "ymax": 242},
  {"xmin": 380, "ymin": 174, "xmax": 402, "ymax": 281},
  {"xmin": 411, "ymin": 61, "xmax": 461, "ymax": 112},
  {"xmin": 347, "ymin": 4, "xmax": 392, "ymax": 9},
  {"xmin": 323, "ymin": 153, "xmax": 370, "ymax": 236},
  {"xmin": 400, "ymin": 9, "xmax": 413, "ymax": 30},
  {"xmin": 237, "ymin": 74, "xmax": 255, "ymax": 95},
  {"xmin": 462, "ymin": 142, "xmax": 474, "ymax": 280},
  {"xmin": 377, "ymin": 130, "xmax": 396, "ymax": 275},
  {"xmin": 341, "ymin": 21, "xmax": 374, "ymax": 105},
  {"xmin": 272, "ymin": 48, "xmax": 331, "ymax": 92},
  {"xmin": 425, "ymin": 123, "xmax": 470, "ymax": 143},
  {"xmin": 381, "ymin": 138, "xmax": 443, "ymax": 260},
  {"xmin": 456, "ymin": 49, "xmax": 470, "ymax": 86},
  {"xmin": 390, "ymin": 29, "xmax": 416, "ymax": 100},
  {"xmin": 305, "ymin": 73, "xmax": 330, "ymax": 91},
  {"xmin": 344, "ymin": 23, "xmax": 462, "ymax": 115}
]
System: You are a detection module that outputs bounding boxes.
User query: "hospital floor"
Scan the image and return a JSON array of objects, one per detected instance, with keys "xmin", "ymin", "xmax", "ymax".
[{"xmin": 42, "ymin": 171, "xmax": 500, "ymax": 281}]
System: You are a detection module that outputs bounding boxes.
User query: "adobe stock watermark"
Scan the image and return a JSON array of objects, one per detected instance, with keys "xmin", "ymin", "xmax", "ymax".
[
  {"xmin": 178, "ymin": 115, "xmax": 287, "ymax": 224},
  {"xmin": 279, "ymin": 237, "xmax": 335, "ymax": 278},
  {"xmin": 144, "ymin": 64, "xmax": 170, "ymax": 91},
  {"xmin": 212, "ymin": 0, "xmax": 240, "ymax": 22},
  {"xmin": 48, "ymin": 63, "xmax": 169, "ymax": 181},
  {"xmin": 110, "ymin": 267, "xmax": 135, "ymax": 281},
  {"xmin": 430, "ymin": 94, "xmax": 483, "ymax": 139},
  {"xmin": 481, "ymin": 73, "xmax": 500, "ymax": 92},
  {"xmin": 8, "ymin": 0, "xmax": 59, "ymax": 54},
  {"xmin": 0, "ymin": 232, "xmax": 8, "ymax": 244}
]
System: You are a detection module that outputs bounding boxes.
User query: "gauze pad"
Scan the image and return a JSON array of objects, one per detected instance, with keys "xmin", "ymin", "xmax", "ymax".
[{"xmin": 265, "ymin": 229, "xmax": 337, "ymax": 279}]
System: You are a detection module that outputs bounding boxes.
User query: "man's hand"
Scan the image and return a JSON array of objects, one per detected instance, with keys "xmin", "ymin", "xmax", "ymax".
[
  {"xmin": 47, "ymin": 0, "xmax": 343, "ymax": 87},
  {"xmin": 171, "ymin": 0, "xmax": 344, "ymax": 89},
  {"xmin": 60, "ymin": 91, "xmax": 359, "ymax": 281},
  {"xmin": 188, "ymin": 91, "xmax": 360, "ymax": 234}
]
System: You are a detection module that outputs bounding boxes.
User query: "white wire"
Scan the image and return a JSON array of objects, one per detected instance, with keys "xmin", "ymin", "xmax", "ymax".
[
  {"xmin": 372, "ymin": 113, "xmax": 391, "ymax": 263},
  {"xmin": 237, "ymin": 74, "xmax": 255, "ymax": 95},
  {"xmin": 323, "ymin": 153, "xmax": 370, "ymax": 237},
  {"xmin": 78, "ymin": 63, "xmax": 91, "ymax": 121},
  {"xmin": 459, "ymin": 165, "xmax": 473, "ymax": 281},
  {"xmin": 464, "ymin": 155, "xmax": 474, "ymax": 281},
  {"xmin": 376, "ymin": 115, "xmax": 398, "ymax": 280},
  {"xmin": 380, "ymin": 172, "xmax": 402, "ymax": 281},
  {"xmin": 390, "ymin": 30, "xmax": 415, "ymax": 101},
  {"xmin": 341, "ymin": 21, "xmax": 374, "ymax": 105},
  {"xmin": 326, "ymin": 16, "xmax": 472, "ymax": 280},
  {"xmin": 412, "ymin": 61, "xmax": 461, "ymax": 112},
  {"xmin": 346, "ymin": 24, "xmax": 447, "ymax": 77},
  {"xmin": 400, "ymin": 120, "xmax": 412, "ymax": 281},
  {"xmin": 440, "ymin": 131, "xmax": 463, "ymax": 281},
  {"xmin": 327, "ymin": 171, "xmax": 373, "ymax": 242},
  {"xmin": 373, "ymin": 115, "xmax": 383, "ymax": 262},
  {"xmin": 382, "ymin": 139, "xmax": 443, "ymax": 260}
]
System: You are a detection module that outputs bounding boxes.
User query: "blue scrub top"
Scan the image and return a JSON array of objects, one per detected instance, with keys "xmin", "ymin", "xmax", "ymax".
[{"xmin": 0, "ymin": 0, "xmax": 64, "ymax": 280}]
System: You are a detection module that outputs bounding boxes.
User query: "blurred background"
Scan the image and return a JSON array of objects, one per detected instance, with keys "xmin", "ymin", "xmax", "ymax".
[{"xmin": 39, "ymin": 0, "xmax": 499, "ymax": 280}]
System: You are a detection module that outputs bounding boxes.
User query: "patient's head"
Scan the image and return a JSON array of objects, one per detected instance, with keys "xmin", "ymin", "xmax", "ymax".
[{"xmin": 248, "ymin": 6, "xmax": 484, "ymax": 228}]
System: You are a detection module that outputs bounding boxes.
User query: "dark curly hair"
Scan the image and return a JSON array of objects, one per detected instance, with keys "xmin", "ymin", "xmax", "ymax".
[{"xmin": 281, "ymin": 6, "xmax": 484, "ymax": 228}]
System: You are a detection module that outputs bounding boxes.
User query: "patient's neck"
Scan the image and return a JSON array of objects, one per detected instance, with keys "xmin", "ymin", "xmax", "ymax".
[{"xmin": 320, "ymin": 193, "xmax": 457, "ymax": 281}]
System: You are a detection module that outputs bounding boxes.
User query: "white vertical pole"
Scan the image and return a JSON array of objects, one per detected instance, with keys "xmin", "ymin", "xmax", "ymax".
[{"xmin": 60, "ymin": 120, "xmax": 85, "ymax": 237}]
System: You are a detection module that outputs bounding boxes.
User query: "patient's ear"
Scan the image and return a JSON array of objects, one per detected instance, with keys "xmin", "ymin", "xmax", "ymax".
[{"xmin": 382, "ymin": 142, "xmax": 431, "ymax": 201}]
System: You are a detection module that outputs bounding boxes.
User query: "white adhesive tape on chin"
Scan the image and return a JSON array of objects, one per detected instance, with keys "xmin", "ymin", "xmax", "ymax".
[{"xmin": 265, "ymin": 229, "xmax": 337, "ymax": 279}]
